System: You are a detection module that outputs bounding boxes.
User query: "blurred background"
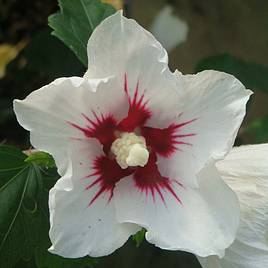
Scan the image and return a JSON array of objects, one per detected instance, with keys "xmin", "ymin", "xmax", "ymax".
[{"xmin": 1, "ymin": 0, "xmax": 268, "ymax": 267}]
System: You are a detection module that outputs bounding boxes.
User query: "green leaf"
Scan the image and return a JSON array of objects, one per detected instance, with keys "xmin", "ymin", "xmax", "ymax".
[
  {"xmin": 0, "ymin": 145, "xmax": 57, "ymax": 268},
  {"xmin": 245, "ymin": 115, "xmax": 268, "ymax": 143},
  {"xmin": 25, "ymin": 151, "xmax": 56, "ymax": 169},
  {"xmin": 0, "ymin": 145, "xmax": 26, "ymax": 169},
  {"xmin": 48, "ymin": 0, "xmax": 116, "ymax": 66},
  {"xmin": 132, "ymin": 228, "xmax": 146, "ymax": 247},
  {"xmin": 196, "ymin": 54, "xmax": 268, "ymax": 93},
  {"xmin": 0, "ymin": 145, "xmax": 97, "ymax": 268}
]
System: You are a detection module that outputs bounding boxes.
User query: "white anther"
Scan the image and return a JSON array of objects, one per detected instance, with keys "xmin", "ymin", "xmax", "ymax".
[{"xmin": 111, "ymin": 132, "xmax": 149, "ymax": 169}]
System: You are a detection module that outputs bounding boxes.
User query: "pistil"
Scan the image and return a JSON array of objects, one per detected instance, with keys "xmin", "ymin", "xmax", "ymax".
[{"xmin": 111, "ymin": 132, "xmax": 149, "ymax": 169}]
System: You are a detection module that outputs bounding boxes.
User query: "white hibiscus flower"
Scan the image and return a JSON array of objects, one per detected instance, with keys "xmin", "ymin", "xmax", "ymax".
[
  {"xmin": 199, "ymin": 144, "xmax": 268, "ymax": 268},
  {"xmin": 13, "ymin": 11, "xmax": 251, "ymax": 258}
]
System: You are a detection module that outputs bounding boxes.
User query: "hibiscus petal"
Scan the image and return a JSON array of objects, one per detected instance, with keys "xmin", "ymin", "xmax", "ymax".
[
  {"xmin": 114, "ymin": 164, "xmax": 239, "ymax": 257},
  {"xmin": 49, "ymin": 140, "xmax": 139, "ymax": 258},
  {"xmin": 157, "ymin": 70, "xmax": 252, "ymax": 187},
  {"xmin": 13, "ymin": 76, "xmax": 127, "ymax": 177},
  {"xmin": 199, "ymin": 144, "xmax": 268, "ymax": 268},
  {"xmin": 84, "ymin": 11, "xmax": 182, "ymax": 128}
]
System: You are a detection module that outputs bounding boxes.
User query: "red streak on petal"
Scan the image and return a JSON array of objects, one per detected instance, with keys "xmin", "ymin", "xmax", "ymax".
[
  {"xmin": 86, "ymin": 156, "xmax": 134, "ymax": 205},
  {"xmin": 118, "ymin": 74, "xmax": 151, "ymax": 132},
  {"xmin": 68, "ymin": 113, "xmax": 118, "ymax": 153},
  {"xmin": 124, "ymin": 73, "xmax": 129, "ymax": 99},
  {"xmin": 141, "ymin": 119, "xmax": 197, "ymax": 157},
  {"xmin": 134, "ymin": 154, "xmax": 182, "ymax": 205}
]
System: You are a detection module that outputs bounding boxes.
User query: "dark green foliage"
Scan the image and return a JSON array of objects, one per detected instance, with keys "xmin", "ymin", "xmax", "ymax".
[
  {"xmin": 0, "ymin": 99, "xmax": 13, "ymax": 124},
  {"xmin": 246, "ymin": 115, "xmax": 268, "ymax": 143},
  {"xmin": 196, "ymin": 54, "xmax": 268, "ymax": 93},
  {"xmin": 0, "ymin": 145, "xmax": 96, "ymax": 267},
  {"xmin": 24, "ymin": 29, "xmax": 85, "ymax": 80},
  {"xmin": 0, "ymin": 145, "xmax": 48, "ymax": 267}
]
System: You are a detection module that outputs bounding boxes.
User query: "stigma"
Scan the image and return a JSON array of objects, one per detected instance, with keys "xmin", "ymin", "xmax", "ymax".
[{"xmin": 111, "ymin": 132, "xmax": 149, "ymax": 169}]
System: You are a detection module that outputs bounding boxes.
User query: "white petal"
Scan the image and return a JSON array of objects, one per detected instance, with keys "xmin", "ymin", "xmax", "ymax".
[
  {"xmin": 84, "ymin": 11, "xmax": 182, "ymax": 128},
  {"xmin": 114, "ymin": 165, "xmax": 239, "ymax": 257},
  {"xmin": 49, "ymin": 140, "xmax": 139, "ymax": 258},
  {"xmin": 158, "ymin": 70, "xmax": 252, "ymax": 187},
  {"xmin": 199, "ymin": 144, "xmax": 268, "ymax": 268},
  {"xmin": 13, "ymin": 76, "xmax": 127, "ymax": 179}
]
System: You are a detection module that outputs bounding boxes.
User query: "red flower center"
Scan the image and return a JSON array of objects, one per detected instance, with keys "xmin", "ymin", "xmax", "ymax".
[{"xmin": 69, "ymin": 74, "xmax": 196, "ymax": 205}]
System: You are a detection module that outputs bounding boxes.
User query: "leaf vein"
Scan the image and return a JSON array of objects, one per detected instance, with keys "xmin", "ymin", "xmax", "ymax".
[
  {"xmin": 79, "ymin": 0, "xmax": 94, "ymax": 30},
  {"xmin": 0, "ymin": 166, "xmax": 31, "ymax": 252}
]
